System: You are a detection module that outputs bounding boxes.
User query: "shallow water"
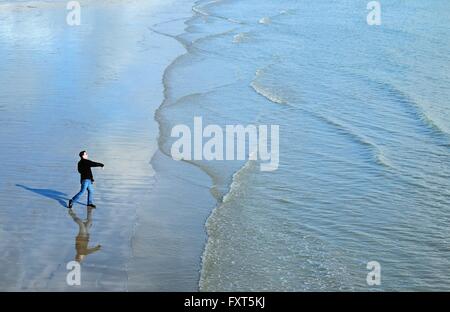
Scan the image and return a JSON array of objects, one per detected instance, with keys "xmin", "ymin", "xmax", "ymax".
[{"xmin": 156, "ymin": 0, "xmax": 450, "ymax": 291}]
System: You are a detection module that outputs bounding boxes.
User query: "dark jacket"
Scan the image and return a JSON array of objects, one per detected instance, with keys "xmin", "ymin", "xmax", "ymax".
[{"xmin": 77, "ymin": 159, "xmax": 104, "ymax": 183}]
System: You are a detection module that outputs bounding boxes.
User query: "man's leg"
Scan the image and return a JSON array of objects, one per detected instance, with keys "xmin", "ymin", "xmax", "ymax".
[
  {"xmin": 87, "ymin": 180, "xmax": 94, "ymax": 205},
  {"xmin": 72, "ymin": 180, "xmax": 89, "ymax": 204}
]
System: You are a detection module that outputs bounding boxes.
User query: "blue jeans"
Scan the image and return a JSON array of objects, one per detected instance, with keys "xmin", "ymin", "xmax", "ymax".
[{"xmin": 72, "ymin": 179, "xmax": 94, "ymax": 205}]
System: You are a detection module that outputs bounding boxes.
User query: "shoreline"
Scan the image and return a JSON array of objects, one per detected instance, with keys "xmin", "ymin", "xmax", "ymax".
[
  {"xmin": 152, "ymin": 0, "xmax": 269, "ymax": 291},
  {"xmin": 149, "ymin": 0, "xmax": 223, "ymax": 291},
  {"xmin": 152, "ymin": 0, "xmax": 244, "ymax": 291}
]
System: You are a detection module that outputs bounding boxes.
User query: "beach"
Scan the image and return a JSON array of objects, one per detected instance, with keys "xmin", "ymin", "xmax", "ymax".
[
  {"xmin": 1, "ymin": 0, "xmax": 450, "ymax": 291},
  {"xmin": 0, "ymin": 0, "xmax": 215, "ymax": 291}
]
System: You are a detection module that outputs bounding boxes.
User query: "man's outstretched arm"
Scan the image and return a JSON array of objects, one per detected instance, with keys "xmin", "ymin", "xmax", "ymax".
[{"xmin": 87, "ymin": 160, "xmax": 104, "ymax": 168}]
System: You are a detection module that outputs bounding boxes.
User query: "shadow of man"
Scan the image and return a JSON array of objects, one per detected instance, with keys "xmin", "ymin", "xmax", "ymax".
[
  {"xmin": 16, "ymin": 184, "xmax": 67, "ymax": 207},
  {"xmin": 68, "ymin": 206, "xmax": 101, "ymax": 263}
]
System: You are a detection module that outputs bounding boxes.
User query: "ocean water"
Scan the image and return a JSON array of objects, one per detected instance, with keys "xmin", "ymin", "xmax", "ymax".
[{"xmin": 158, "ymin": 0, "xmax": 450, "ymax": 290}]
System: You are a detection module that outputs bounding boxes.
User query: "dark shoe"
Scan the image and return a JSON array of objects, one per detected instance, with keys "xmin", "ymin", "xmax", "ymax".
[
  {"xmin": 68, "ymin": 200, "xmax": 73, "ymax": 208},
  {"xmin": 87, "ymin": 203, "xmax": 96, "ymax": 208}
]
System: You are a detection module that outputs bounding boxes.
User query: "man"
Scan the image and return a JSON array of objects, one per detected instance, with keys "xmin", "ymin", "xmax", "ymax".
[{"xmin": 68, "ymin": 151, "xmax": 104, "ymax": 208}]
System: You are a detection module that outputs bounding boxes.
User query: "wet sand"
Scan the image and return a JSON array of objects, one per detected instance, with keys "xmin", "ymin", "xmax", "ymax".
[{"xmin": 0, "ymin": 0, "xmax": 214, "ymax": 291}]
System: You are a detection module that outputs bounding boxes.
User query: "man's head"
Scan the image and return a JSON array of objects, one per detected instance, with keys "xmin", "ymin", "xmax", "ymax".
[{"xmin": 79, "ymin": 151, "xmax": 88, "ymax": 159}]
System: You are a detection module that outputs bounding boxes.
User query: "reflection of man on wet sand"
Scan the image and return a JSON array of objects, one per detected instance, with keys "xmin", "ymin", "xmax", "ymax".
[{"xmin": 69, "ymin": 207, "xmax": 101, "ymax": 263}]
